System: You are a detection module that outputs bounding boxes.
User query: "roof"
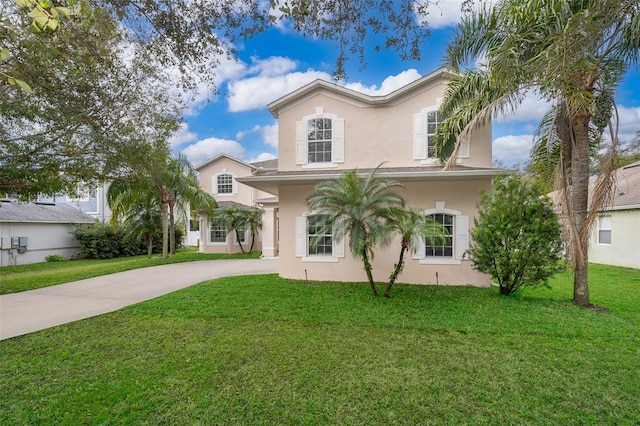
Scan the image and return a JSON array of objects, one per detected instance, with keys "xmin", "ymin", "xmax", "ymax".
[
  {"xmin": 237, "ymin": 165, "xmax": 505, "ymax": 196},
  {"xmin": 0, "ymin": 200, "xmax": 96, "ymax": 224},
  {"xmin": 251, "ymin": 158, "xmax": 278, "ymax": 172},
  {"xmin": 267, "ymin": 67, "xmax": 456, "ymax": 118},
  {"xmin": 602, "ymin": 161, "xmax": 640, "ymax": 210},
  {"xmin": 194, "ymin": 153, "xmax": 255, "ymax": 171}
]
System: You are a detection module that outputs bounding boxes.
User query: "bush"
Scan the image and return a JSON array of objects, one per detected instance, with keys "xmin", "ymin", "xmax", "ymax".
[
  {"xmin": 45, "ymin": 255, "xmax": 66, "ymax": 263},
  {"xmin": 468, "ymin": 175, "xmax": 564, "ymax": 295},
  {"xmin": 73, "ymin": 223, "xmax": 143, "ymax": 259}
]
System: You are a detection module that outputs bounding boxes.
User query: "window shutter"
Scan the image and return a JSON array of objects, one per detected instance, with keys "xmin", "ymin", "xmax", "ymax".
[
  {"xmin": 456, "ymin": 215, "xmax": 469, "ymax": 260},
  {"xmin": 296, "ymin": 121, "xmax": 307, "ymax": 165},
  {"xmin": 211, "ymin": 176, "xmax": 218, "ymax": 195},
  {"xmin": 413, "ymin": 113, "xmax": 427, "ymax": 159},
  {"xmin": 332, "ymin": 118, "xmax": 345, "ymax": 163},
  {"xmin": 332, "ymin": 235, "xmax": 345, "ymax": 258},
  {"xmin": 295, "ymin": 217, "xmax": 307, "ymax": 257},
  {"xmin": 232, "ymin": 176, "xmax": 238, "ymax": 194},
  {"xmin": 413, "ymin": 237, "xmax": 426, "ymax": 259}
]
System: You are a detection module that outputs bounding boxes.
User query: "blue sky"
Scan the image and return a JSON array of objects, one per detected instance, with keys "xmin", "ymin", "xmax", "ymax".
[{"xmin": 168, "ymin": 1, "xmax": 640, "ymax": 168}]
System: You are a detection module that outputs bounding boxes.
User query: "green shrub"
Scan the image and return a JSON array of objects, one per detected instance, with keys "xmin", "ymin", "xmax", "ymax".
[
  {"xmin": 45, "ymin": 255, "xmax": 66, "ymax": 263},
  {"xmin": 469, "ymin": 174, "xmax": 564, "ymax": 295},
  {"xmin": 73, "ymin": 223, "xmax": 142, "ymax": 259}
]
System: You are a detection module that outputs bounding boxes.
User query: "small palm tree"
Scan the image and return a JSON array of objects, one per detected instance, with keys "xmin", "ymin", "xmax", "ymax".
[
  {"xmin": 385, "ymin": 208, "xmax": 448, "ymax": 298},
  {"xmin": 245, "ymin": 208, "xmax": 263, "ymax": 252},
  {"xmin": 121, "ymin": 196, "xmax": 162, "ymax": 258},
  {"xmin": 305, "ymin": 166, "xmax": 405, "ymax": 296},
  {"xmin": 213, "ymin": 205, "xmax": 252, "ymax": 253}
]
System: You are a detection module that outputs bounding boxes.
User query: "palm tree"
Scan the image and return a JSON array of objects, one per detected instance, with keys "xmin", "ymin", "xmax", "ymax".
[
  {"xmin": 245, "ymin": 207, "xmax": 263, "ymax": 253},
  {"xmin": 166, "ymin": 153, "xmax": 216, "ymax": 254},
  {"xmin": 213, "ymin": 205, "xmax": 251, "ymax": 253},
  {"xmin": 385, "ymin": 208, "xmax": 448, "ymax": 298},
  {"xmin": 120, "ymin": 195, "xmax": 162, "ymax": 258},
  {"xmin": 435, "ymin": 0, "xmax": 640, "ymax": 308},
  {"xmin": 305, "ymin": 166, "xmax": 405, "ymax": 296}
]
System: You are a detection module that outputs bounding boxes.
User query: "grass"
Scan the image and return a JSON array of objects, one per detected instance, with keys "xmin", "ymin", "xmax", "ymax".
[
  {"xmin": 1, "ymin": 263, "xmax": 638, "ymax": 424},
  {"xmin": 0, "ymin": 247, "xmax": 260, "ymax": 295}
]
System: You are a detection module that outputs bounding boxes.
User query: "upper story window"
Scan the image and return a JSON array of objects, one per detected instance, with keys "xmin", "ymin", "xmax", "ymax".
[
  {"xmin": 212, "ymin": 171, "xmax": 237, "ymax": 196},
  {"xmin": 217, "ymin": 173, "xmax": 233, "ymax": 194},
  {"xmin": 414, "ymin": 105, "xmax": 468, "ymax": 164},
  {"xmin": 296, "ymin": 108, "xmax": 344, "ymax": 168}
]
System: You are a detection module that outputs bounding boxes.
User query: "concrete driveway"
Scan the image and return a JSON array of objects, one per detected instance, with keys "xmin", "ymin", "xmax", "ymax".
[{"xmin": 0, "ymin": 258, "xmax": 278, "ymax": 340}]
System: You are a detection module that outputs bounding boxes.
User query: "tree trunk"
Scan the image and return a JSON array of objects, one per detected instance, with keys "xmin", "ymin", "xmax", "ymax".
[
  {"xmin": 361, "ymin": 242, "xmax": 378, "ymax": 296},
  {"xmin": 249, "ymin": 230, "xmax": 256, "ymax": 253},
  {"xmin": 146, "ymin": 236, "xmax": 153, "ymax": 259},
  {"xmin": 235, "ymin": 229, "xmax": 246, "ymax": 253},
  {"xmin": 169, "ymin": 202, "xmax": 176, "ymax": 255},
  {"xmin": 571, "ymin": 115, "xmax": 591, "ymax": 307},
  {"xmin": 161, "ymin": 201, "xmax": 169, "ymax": 259},
  {"xmin": 385, "ymin": 241, "xmax": 408, "ymax": 298}
]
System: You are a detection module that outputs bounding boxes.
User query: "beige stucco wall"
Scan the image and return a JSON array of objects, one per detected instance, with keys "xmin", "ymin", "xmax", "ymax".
[
  {"xmin": 589, "ymin": 209, "xmax": 640, "ymax": 269},
  {"xmin": 278, "ymin": 179, "xmax": 492, "ymax": 287},
  {"xmin": 276, "ymin": 86, "xmax": 492, "ymax": 172}
]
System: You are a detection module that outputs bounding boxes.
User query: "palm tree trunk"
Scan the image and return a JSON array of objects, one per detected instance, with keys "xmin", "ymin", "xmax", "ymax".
[
  {"xmin": 146, "ymin": 236, "xmax": 153, "ymax": 259},
  {"xmin": 235, "ymin": 229, "xmax": 246, "ymax": 253},
  {"xmin": 361, "ymin": 242, "xmax": 378, "ymax": 296},
  {"xmin": 161, "ymin": 201, "xmax": 169, "ymax": 259},
  {"xmin": 169, "ymin": 202, "xmax": 176, "ymax": 255},
  {"xmin": 571, "ymin": 115, "xmax": 591, "ymax": 307},
  {"xmin": 385, "ymin": 241, "xmax": 408, "ymax": 298}
]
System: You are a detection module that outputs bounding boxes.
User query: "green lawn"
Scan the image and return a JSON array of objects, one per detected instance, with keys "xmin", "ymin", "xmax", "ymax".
[
  {"xmin": 0, "ymin": 248, "xmax": 260, "ymax": 294},
  {"xmin": 1, "ymin": 263, "xmax": 638, "ymax": 424}
]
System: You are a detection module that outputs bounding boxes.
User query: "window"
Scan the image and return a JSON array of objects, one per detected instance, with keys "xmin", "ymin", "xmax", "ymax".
[
  {"xmin": 307, "ymin": 215, "xmax": 332, "ymax": 255},
  {"xmin": 307, "ymin": 118, "xmax": 332, "ymax": 163},
  {"xmin": 295, "ymin": 213, "xmax": 344, "ymax": 261},
  {"xmin": 235, "ymin": 226, "xmax": 247, "ymax": 244},
  {"xmin": 296, "ymin": 111, "xmax": 344, "ymax": 167},
  {"xmin": 425, "ymin": 213, "xmax": 454, "ymax": 257},
  {"xmin": 217, "ymin": 173, "xmax": 233, "ymax": 194},
  {"xmin": 415, "ymin": 203, "xmax": 469, "ymax": 265},
  {"xmin": 414, "ymin": 106, "xmax": 468, "ymax": 162},
  {"xmin": 210, "ymin": 223, "xmax": 227, "ymax": 243},
  {"xmin": 598, "ymin": 215, "xmax": 612, "ymax": 244}
]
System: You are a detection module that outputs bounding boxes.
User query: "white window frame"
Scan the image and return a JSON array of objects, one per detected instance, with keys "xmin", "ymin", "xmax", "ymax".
[
  {"xmin": 296, "ymin": 108, "xmax": 344, "ymax": 169},
  {"xmin": 209, "ymin": 223, "xmax": 227, "ymax": 245},
  {"xmin": 414, "ymin": 202, "xmax": 469, "ymax": 265},
  {"xmin": 414, "ymin": 105, "xmax": 469, "ymax": 165},
  {"xmin": 212, "ymin": 171, "xmax": 238, "ymax": 196},
  {"xmin": 295, "ymin": 212, "xmax": 345, "ymax": 263},
  {"xmin": 597, "ymin": 215, "xmax": 612, "ymax": 245},
  {"xmin": 66, "ymin": 184, "xmax": 91, "ymax": 202}
]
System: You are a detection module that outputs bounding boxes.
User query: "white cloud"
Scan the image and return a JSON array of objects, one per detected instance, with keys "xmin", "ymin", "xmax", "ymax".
[
  {"xmin": 492, "ymin": 134, "xmax": 534, "ymax": 165},
  {"xmin": 247, "ymin": 56, "xmax": 297, "ymax": 77},
  {"xmin": 495, "ymin": 90, "xmax": 552, "ymax": 124},
  {"xmin": 227, "ymin": 69, "xmax": 332, "ymax": 112},
  {"xmin": 236, "ymin": 123, "xmax": 279, "ymax": 148},
  {"xmin": 344, "ymin": 69, "xmax": 422, "ymax": 95},
  {"xmin": 615, "ymin": 105, "xmax": 640, "ymax": 141},
  {"xmin": 248, "ymin": 152, "xmax": 277, "ymax": 163},
  {"xmin": 169, "ymin": 123, "xmax": 198, "ymax": 149},
  {"xmin": 181, "ymin": 137, "xmax": 246, "ymax": 167},
  {"xmin": 415, "ymin": 0, "xmax": 492, "ymax": 29}
]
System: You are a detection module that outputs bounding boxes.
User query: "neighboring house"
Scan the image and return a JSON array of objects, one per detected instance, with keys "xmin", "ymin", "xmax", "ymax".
[
  {"xmin": 195, "ymin": 154, "xmax": 278, "ymax": 255},
  {"xmin": 0, "ymin": 199, "xmax": 95, "ymax": 267},
  {"xmin": 237, "ymin": 67, "xmax": 503, "ymax": 287},
  {"xmin": 589, "ymin": 161, "xmax": 640, "ymax": 269},
  {"xmin": 38, "ymin": 182, "xmax": 112, "ymax": 222}
]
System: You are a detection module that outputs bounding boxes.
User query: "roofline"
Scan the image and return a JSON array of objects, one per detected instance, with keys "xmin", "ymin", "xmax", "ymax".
[
  {"xmin": 600, "ymin": 204, "xmax": 640, "ymax": 211},
  {"xmin": 237, "ymin": 168, "xmax": 506, "ymax": 195},
  {"xmin": 267, "ymin": 67, "xmax": 457, "ymax": 118},
  {"xmin": 194, "ymin": 153, "xmax": 256, "ymax": 171}
]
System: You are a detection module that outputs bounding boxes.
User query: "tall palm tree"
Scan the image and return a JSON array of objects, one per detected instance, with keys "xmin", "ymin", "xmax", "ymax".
[
  {"xmin": 305, "ymin": 166, "xmax": 405, "ymax": 296},
  {"xmin": 435, "ymin": 0, "xmax": 640, "ymax": 308},
  {"xmin": 385, "ymin": 208, "xmax": 447, "ymax": 298}
]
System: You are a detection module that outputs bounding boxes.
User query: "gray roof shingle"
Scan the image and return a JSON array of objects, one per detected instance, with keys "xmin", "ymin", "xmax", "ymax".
[{"xmin": 0, "ymin": 201, "xmax": 96, "ymax": 223}]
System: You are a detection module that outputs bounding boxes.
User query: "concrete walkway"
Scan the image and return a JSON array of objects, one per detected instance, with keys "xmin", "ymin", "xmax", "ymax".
[{"xmin": 0, "ymin": 258, "xmax": 278, "ymax": 340}]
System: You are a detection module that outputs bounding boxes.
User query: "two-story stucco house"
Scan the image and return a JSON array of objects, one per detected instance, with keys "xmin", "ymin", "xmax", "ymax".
[
  {"xmin": 238, "ymin": 68, "xmax": 503, "ymax": 287},
  {"xmin": 195, "ymin": 154, "xmax": 279, "ymax": 255}
]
